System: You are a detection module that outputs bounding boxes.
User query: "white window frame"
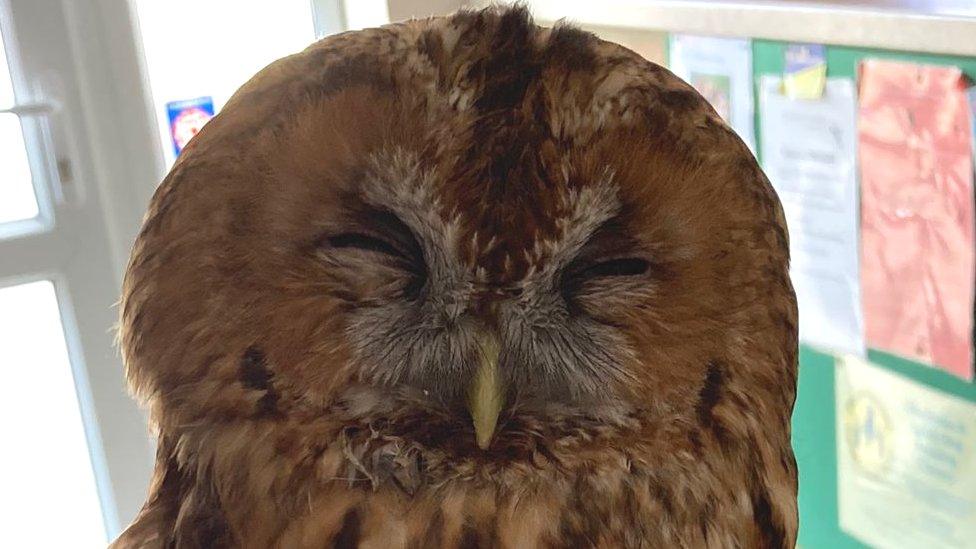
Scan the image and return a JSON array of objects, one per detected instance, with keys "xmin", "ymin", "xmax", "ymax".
[{"xmin": 0, "ymin": 0, "xmax": 160, "ymax": 537}]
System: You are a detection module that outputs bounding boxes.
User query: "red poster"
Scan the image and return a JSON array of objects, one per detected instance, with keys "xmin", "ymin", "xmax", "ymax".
[{"xmin": 859, "ymin": 59, "xmax": 975, "ymax": 380}]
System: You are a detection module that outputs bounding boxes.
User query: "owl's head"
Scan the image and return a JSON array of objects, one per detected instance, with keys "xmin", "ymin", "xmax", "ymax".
[{"xmin": 121, "ymin": 7, "xmax": 796, "ymax": 464}]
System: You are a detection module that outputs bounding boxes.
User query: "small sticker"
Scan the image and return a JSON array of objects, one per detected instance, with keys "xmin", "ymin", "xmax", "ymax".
[
  {"xmin": 783, "ymin": 44, "xmax": 826, "ymax": 100},
  {"xmin": 166, "ymin": 96, "xmax": 215, "ymax": 156}
]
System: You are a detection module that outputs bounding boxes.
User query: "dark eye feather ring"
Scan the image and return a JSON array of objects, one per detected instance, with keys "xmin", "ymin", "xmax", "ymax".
[
  {"xmin": 559, "ymin": 257, "xmax": 651, "ymax": 312},
  {"xmin": 573, "ymin": 257, "xmax": 649, "ymax": 280},
  {"xmin": 325, "ymin": 232, "xmax": 405, "ymax": 258},
  {"xmin": 564, "ymin": 257, "xmax": 650, "ymax": 284},
  {"xmin": 323, "ymin": 232, "xmax": 426, "ymax": 272},
  {"xmin": 321, "ymin": 231, "xmax": 428, "ymax": 299}
]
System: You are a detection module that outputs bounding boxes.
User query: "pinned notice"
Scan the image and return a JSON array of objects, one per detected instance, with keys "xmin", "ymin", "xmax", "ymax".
[
  {"xmin": 858, "ymin": 60, "xmax": 975, "ymax": 381},
  {"xmin": 836, "ymin": 356, "xmax": 976, "ymax": 548},
  {"xmin": 669, "ymin": 34, "xmax": 755, "ymax": 151},
  {"xmin": 760, "ymin": 76, "xmax": 864, "ymax": 356}
]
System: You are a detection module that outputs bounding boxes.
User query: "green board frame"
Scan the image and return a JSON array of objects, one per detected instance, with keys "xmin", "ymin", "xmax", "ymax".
[{"xmin": 748, "ymin": 41, "xmax": 976, "ymax": 548}]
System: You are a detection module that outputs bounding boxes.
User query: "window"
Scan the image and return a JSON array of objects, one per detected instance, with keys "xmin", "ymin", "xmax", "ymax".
[
  {"xmin": 0, "ymin": 0, "xmax": 155, "ymax": 538},
  {"xmin": 0, "ymin": 19, "xmax": 37, "ymax": 225},
  {"xmin": 0, "ymin": 280, "xmax": 107, "ymax": 547},
  {"xmin": 0, "ymin": 1, "xmax": 393, "ymax": 541},
  {"xmin": 134, "ymin": 0, "xmax": 318, "ymax": 164}
]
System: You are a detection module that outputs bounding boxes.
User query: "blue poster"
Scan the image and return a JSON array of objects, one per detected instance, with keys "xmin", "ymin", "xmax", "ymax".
[{"xmin": 166, "ymin": 96, "xmax": 215, "ymax": 156}]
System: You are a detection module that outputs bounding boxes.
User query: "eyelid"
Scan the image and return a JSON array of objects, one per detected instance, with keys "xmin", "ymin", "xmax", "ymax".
[
  {"xmin": 576, "ymin": 257, "xmax": 649, "ymax": 279},
  {"xmin": 334, "ymin": 207, "xmax": 426, "ymax": 260},
  {"xmin": 566, "ymin": 257, "xmax": 650, "ymax": 281},
  {"xmin": 317, "ymin": 230, "xmax": 427, "ymax": 281},
  {"xmin": 324, "ymin": 232, "xmax": 404, "ymax": 258},
  {"xmin": 559, "ymin": 256, "xmax": 650, "ymax": 314}
]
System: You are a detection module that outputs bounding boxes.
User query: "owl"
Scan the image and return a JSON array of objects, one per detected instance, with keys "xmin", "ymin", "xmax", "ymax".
[{"xmin": 113, "ymin": 6, "xmax": 798, "ymax": 548}]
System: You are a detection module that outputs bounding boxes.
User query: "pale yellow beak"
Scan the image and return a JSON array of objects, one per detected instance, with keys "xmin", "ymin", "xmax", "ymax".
[{"xmin": 467, "ymin": 333, "xmax": 504, "ymax": 449}]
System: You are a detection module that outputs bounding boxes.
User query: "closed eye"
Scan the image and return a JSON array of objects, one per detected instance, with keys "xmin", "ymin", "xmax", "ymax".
[
  {"xmin": 575, "ymin": 257, "xmax": 649, "ymax": 279},
  {"xmin": 318, "ymin": 230, "xmax": 428, "ymax": 299},
  {"xmin": 325, "ymin": 232, "xmax": 403, "ymax": 258},
  {"xmin": 560, "ymin": 257, "xmax": 650, "ymax": 311}
]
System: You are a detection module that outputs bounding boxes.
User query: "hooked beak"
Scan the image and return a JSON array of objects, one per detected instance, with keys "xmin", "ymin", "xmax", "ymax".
[{"xmin": 467, "ymin": 332, "xmax": 504, "ymax": 450}]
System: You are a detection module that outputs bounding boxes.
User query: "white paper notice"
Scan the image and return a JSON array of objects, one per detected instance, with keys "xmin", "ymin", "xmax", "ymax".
[
  {"xmin": 759, "ymin": 76, "xmax": 864, "ymax": 356},
  {"xmin": 668, "ymin": 34, "xmax": 755, "ymax": 151},
  {"xmin": 836, "ymin": 356, "xmax": 976, "ymax": 548}
]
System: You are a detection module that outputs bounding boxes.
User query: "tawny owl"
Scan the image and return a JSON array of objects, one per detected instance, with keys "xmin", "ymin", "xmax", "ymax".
[{"xmin": 113, "ymin": 6, "xmax": 798, "ymax": 548}]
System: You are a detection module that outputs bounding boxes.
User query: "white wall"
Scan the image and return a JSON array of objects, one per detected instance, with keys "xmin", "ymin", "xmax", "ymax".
[{"xmin": 387, "ymin": 0, "xmax": 471, "ymax": 21}]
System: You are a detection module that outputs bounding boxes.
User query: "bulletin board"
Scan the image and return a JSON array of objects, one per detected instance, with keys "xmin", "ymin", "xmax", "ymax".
[{"xmin": 750, "ymin": 40, "xmax": 976, "ymax": 548}]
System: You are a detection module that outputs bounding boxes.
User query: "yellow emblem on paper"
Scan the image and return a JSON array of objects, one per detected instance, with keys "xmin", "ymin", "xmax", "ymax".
[{"xmin": 843, "ymin": 392, "xmax": 893, "ymax": 475}]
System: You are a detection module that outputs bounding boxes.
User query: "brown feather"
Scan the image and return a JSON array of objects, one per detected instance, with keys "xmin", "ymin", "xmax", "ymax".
[{"xmin": 115, "ymin": 6, "xmax": 798, "ymax": 548}]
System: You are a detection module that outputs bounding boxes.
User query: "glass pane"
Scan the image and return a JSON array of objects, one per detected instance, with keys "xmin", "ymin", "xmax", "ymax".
[
  {"xmin": 135, "ymin": 0, "xmax": 316, "ymax": 163},
  {"xmin": 0, "ymin": 280, "xmax": 106, "ymax": 547},
  {"xmin": 0, "ymin": 25, "xmax": 39, "ymax": 225}
]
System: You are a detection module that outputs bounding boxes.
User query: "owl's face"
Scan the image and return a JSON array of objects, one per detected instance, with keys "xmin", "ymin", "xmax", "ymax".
[{"xmin": 122, "ymin": 9, "xmax": 796, "ymax": 461}]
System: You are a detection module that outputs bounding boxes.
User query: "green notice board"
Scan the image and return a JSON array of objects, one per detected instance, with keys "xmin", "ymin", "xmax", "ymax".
[{"xmin": 748, "ymin": 40, "xmax": 976, "ymax": 548}]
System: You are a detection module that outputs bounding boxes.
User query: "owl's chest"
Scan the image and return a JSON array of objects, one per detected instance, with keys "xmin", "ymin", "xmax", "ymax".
[{"xmin": 264, "ymin": 464, "xmax": 754, "ymax": 549}]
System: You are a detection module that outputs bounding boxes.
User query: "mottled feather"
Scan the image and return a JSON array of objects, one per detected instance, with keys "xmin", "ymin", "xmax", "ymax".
[{"xmin": 113, "ymin": 6, "xmax": 797, "ymax": 548}]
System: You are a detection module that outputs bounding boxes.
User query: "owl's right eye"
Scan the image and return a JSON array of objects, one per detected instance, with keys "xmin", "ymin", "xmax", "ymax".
[
  {"xmin": 316, "ymin": 227, "xmax": 428, "ymax": 300},
  {"xmin": 318, "ymin": 231, "xmax": 424, "ymax": 272},
  {"xmin": 324, "ymin": 233, "xmax": 404, "ymax": 258}
]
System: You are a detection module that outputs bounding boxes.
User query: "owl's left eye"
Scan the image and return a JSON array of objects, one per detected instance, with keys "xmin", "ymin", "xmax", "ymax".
[
  {"xmin": 572, "ymin": 257, "xmax": 649, "ymax": 279},
  {"xmin": 562, "ymin": 255, "xmax": 649, "ymax": 287},
  {"xmin": 560, "ymin": 256, "xmax": 650, "ymax": 307}
]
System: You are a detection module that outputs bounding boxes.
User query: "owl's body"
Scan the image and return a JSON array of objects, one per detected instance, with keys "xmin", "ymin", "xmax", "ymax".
[{"xmin": 114, "ymin": 7, "xmax": 798, "ymax": 548}]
